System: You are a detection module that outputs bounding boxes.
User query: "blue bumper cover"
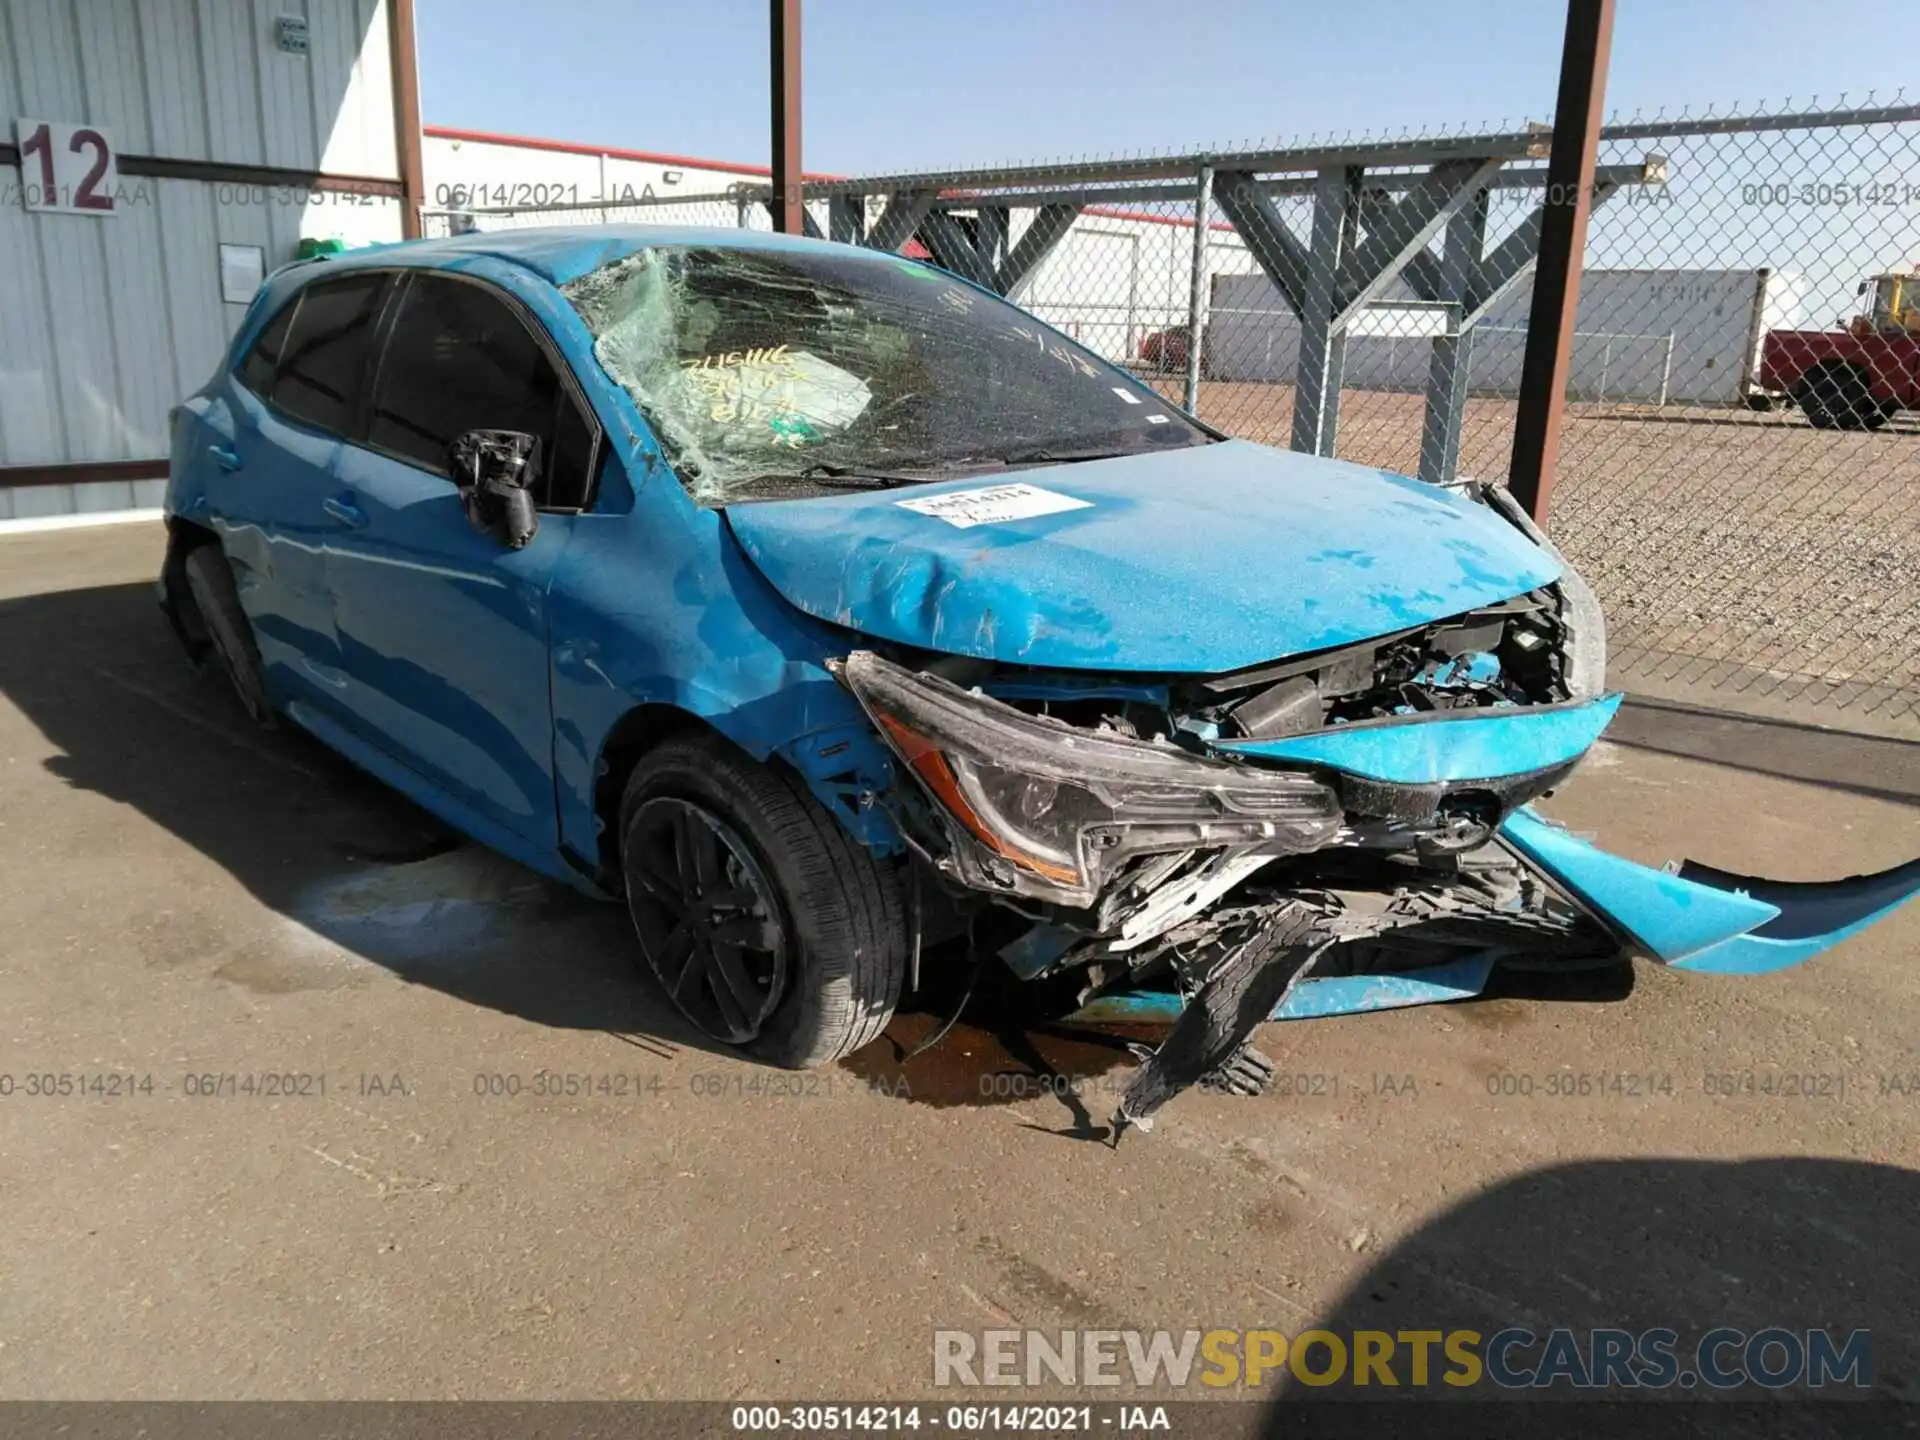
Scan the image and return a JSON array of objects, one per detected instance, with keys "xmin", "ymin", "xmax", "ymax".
[
  {"xmin": 1211, "ymin": 693, "xmax": 1624, "ymax": 783},
  {"xmin": 1499, "ymin": 807, "xmax": 1920, "ymax": 975}
]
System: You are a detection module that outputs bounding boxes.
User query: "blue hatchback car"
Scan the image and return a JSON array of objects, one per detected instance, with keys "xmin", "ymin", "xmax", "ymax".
[{"xmin": 161, "ymin": 227, "xmax": 1919, "ymax": 1132}]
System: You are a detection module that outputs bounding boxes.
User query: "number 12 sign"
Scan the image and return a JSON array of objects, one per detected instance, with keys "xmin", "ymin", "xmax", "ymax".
[{"xmin": 13, "ymin": 118, "xmax": 119, "ymax": 215}]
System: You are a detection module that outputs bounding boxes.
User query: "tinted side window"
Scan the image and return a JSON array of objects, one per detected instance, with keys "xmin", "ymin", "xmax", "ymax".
[
  {"xmin": 237, "ymin": 300, "xmax": 297, "ymax": 396},
  {"xmin": 271, "ymin": 273, "xmax": 389, "ymax": 436},
  {"xmin": 367, "ymin": 274, "xmax": 594, "ymax": 507}
]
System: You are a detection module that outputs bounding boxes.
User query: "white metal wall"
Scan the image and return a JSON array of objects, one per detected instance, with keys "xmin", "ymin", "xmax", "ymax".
[
  {"xmin": 0, "ymin": 0, "xmax": 404, "ymax": 518},
  {"xmin": 0, "ymin": 0, "xmax": 400, "ymax": 175}
]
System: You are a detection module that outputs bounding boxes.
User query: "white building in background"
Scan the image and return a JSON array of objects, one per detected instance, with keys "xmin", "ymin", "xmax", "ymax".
[
  {"xmin": 419, "ymin": 126, "xmax": 1263, "ymax": 367},
  {"xmin": 0, "ymin": 0, "xmax": 421, "ymax": 521}
]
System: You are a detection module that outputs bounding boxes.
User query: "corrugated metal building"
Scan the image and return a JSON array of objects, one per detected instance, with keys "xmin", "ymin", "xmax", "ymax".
[{"xmin": 0, "ymin": 0, "xmax": 424, "ymax": 520}]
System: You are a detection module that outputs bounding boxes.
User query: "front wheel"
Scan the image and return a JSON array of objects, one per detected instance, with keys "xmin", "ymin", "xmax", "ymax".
[{"xmin": 619, "ymin": 735, "xmax": 908, "ymax": 1067}]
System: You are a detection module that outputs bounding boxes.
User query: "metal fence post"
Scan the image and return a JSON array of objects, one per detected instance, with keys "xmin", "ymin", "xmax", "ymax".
[
  {"xmin": 1183, "ymin": 164, "xmax": 1214, "ymax": 416},
  {"xmin": 1508, "ymin": 0, "xmax": 1616, "ymax": 523},
  {"xmin": 1418, "ymin": 187, "xmax": 1490, "ymax": 482},
  {"xmin": 770, "ymin": 0, "xmax": 804, "ymax": 235},
  {"xmin": 1292, "ymin": 166, "xmax": 1362, "ymax": 456}
]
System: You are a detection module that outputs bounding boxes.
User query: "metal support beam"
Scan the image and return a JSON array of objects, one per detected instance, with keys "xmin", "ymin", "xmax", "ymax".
[
  {"xmin": 1418, "ymin": 187, "xmax": 1491, "ymax": 483},
  {"xmin": 1291, "ymin": 166, "xmax": 1362, "ymax": 456},
  {"xmin": 828, "ymin": 195, "xmax": 865, "ymax": 245},
  {"xmin": 387, "ymin": 0, "xmax": 424, "ymax": 238},
  {"xmin": 1509, "ymin": 0, "xmax": 1616, "ymax": 524},
  {"xmin": 770, "ymin": 0, "xmax": 803, "ymax": 235},
  {"xmin": 1460, "ymin": 179, "xmax": 1620, "ymax": 328},
  {"xmin": 781, "ymin": 102, "xmax": 1909, "ymax": 201},
  {"xmin": 863, "ymin": 191, "xmax": 935, "ymax": 253},
  {"xmin": 1330, "ymin": 157, "xmax": 1507, "ymax": 329},
  {"xmin": 994, "ymin": 204, "xmax": 1081, "ymax": 297},
  {"xmin": 762, "ymin": 196, "xmax": 822, "ymax": 238},
  {"xmin": 1183, "ymin": 165, "xmax": 1214, "ymax": 416},
  {"xmin": 918, "ymin": 209, "xmax": 997, "ymax": 288},
  {"xmin": 977, "ymin": 206, "xmax": 1010, "ymax": 272},
  {"xmin": 1213, "ymin": 170, "xmax": 1309, "ymax": 316},
  {"xmin": 912, "ymin": 160, "xmax": 1657, "ymax": 215}
]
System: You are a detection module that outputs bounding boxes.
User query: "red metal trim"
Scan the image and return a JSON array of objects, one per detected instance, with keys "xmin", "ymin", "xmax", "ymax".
[
  {"xmin": 1, "ymin": 459, "xmax": 169, "ymax": 490},
  {"xmin": 424, "ymin": 124, "xmax": 841, "ymax": 182}
]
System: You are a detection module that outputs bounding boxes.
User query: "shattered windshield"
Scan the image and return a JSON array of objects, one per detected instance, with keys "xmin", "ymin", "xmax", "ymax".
[{"xmin": 561, "ymin": 243, "xmax": 1212, "ymax": 503}]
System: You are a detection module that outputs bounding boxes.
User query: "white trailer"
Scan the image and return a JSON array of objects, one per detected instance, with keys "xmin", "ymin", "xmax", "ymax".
[{"xmin": 1207, "ymin": 266, "xmax": 1807, "ymax": 405}]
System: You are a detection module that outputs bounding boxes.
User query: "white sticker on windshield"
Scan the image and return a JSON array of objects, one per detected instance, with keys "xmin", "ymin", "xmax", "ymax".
[
  {"xmin": 895, "ymin": 482, "xmax": 1093, "ymax": 529},
  {"xmin": 1111, "ymin": 387, "xmax": 1142, "ymax": 404}
]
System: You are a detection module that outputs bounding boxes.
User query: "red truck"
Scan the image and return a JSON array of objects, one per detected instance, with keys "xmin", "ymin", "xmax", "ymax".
[{"xmin": 1755, "ymin": 270, "xmax": 1920, "ymax": 429}]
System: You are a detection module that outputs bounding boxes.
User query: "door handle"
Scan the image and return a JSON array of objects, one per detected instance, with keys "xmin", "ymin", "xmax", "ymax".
[
  {"xmin": 208, "ymin": 443, "xmax": 242, "ymax": 472},
  {"xmin": 323, "ymin": 496, "xmax": 367, "ymax": 528}
]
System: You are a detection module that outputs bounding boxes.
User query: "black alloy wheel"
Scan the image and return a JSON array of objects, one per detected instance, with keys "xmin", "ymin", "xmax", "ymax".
[{"xmin": 624, "ymin": 796, "xmax": 790, "ymax": 1045}]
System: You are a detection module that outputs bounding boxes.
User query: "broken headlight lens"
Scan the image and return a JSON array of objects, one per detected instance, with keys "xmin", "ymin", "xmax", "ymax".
[{"xmin": 839, "ymin": 651, "xmax": 1342, "ymax": 907}]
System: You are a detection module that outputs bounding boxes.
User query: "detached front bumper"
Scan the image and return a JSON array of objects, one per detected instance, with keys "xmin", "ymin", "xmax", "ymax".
[
  {"xmin": 1072, "ymin": 807, "xmax": 1920, "ymax": 1037},
  {"xmin": 1500, "ymin": 808, "xmax": 1920, "ymax": 975}
]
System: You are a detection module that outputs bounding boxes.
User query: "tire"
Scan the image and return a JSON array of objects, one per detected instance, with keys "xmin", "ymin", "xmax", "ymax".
[
  {"xmin": 619, "ymin": 734, "xmax": 908, "ymax": 1067},
  {"xmin": 1794, "ymin": 363, "xmax": 1876, "ymax": 431},
  {"xmin": 183, "ymin": 544, "xmax": 273, "ymax": 727}
]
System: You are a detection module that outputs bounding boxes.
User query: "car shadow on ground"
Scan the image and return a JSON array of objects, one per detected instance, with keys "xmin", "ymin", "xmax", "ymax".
[
  {"xmin": 1, "ymin": 579, "xmax": 1672, "ymax": 1117},
  {"xmin": 1266, "ymin": 1155, "xmax": 1918, "ymax": 1423},
  {"xmin": 0, "ymin": 579, "xmax": 726, "ymax": 1057}
]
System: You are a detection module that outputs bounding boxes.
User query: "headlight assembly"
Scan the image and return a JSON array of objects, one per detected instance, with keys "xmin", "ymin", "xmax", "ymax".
[{"xmin": 837, "ymin": 651, "xmax": 1342, "ymax": 907}]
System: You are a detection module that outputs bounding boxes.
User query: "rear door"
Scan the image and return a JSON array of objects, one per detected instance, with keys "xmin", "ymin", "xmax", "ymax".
[
  {"xmin": 326, "ymin": 269, "xmax": 601, "ymax": 845},
  {"xmin": 210, "ymin": 270, "xmax": 392, "ymax": 708}
]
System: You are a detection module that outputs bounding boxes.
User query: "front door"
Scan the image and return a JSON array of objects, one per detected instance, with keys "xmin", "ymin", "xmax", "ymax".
[{"xmin": 323, "ymin": 270, "xmax": 600, "ymax": 846}]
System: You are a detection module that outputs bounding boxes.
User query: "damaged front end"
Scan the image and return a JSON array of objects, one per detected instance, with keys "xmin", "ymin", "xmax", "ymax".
[
  {"xmin": 832, "ymin": 568, "xmax": 1920, "ymax": 1135},
  {"xmin": 833, "ymin": 580, "xmax": 1622, "ymax": 1135}
]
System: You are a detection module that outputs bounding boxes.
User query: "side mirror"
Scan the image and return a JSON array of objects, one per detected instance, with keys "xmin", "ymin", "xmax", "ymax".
[{"xmin": 449, "ymin": 429, "xmax": 541, "ymax": 549}]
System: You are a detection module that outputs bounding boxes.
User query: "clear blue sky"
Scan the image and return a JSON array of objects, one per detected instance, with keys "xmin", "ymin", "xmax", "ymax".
[{"xmin": 417, "ymin": 0, "xmax": 1911, "ymax": 173}]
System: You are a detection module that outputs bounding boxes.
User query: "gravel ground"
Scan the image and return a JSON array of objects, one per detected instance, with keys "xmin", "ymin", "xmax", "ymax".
[{"xmin": 1147, "ymin": 377, "xmax": 1920, "ymax": 737}]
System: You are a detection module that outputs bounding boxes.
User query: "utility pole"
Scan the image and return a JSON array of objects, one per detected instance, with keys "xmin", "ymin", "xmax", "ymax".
[
  {"xmin": 1508, "ymin": 0, "xmax": 1616, "ymax": 525},
  {"xmin": 771, "ymin": 0, "xmax": 804, "ymax": 235}
]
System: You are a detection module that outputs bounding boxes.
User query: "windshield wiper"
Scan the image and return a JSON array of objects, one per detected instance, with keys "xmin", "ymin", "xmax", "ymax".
[
  {"xmin": 754, "ymin": 462, "xmax": 938, "ymax": 491},
  {"xmin": 994, "ymin": 446, "xmax": 1134, "ymax": 468}
]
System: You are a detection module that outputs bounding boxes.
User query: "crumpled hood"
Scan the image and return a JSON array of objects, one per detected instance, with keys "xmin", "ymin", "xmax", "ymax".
[{"xmin": 724, "ymin": 440, "xmax": 1562, "ymax": 672}]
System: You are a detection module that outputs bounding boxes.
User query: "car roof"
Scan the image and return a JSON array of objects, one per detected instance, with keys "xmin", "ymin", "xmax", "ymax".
[{"xmin": 306, "ymin": 224, "xmax": 899, "ymax": 290}]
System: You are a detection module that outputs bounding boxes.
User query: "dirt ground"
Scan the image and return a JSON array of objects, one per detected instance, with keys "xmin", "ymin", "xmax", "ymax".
[
  {"xmin": 1143, "ymin": 375, "xmax": 1920, "ymax": 738},
  {"xmin": 1, "ymin": 523, "xmax": 1917, "ymax": 1407}
]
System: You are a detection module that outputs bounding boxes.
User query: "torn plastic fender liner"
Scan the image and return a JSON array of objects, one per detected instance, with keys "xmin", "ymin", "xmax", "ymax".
[
  {"xmin": 1500, "ymin": 807, "xmax": 1920, "ymax": 974},
  {"xmin": 1210, "ymin": 693, "xmax": 1623, "ymax": 783}
]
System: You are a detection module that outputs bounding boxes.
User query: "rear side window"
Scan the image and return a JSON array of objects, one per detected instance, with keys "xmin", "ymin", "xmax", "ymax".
[
  {"xmin": 367, "ymin": 273, "xmax": 597, "ymax": 508},
  {"xmin": 271, "ymin": 273, "xmax": 389, "ymax": 436},
  {"xmin": 237, "ymin": 301, "xmax": 296, "ymax": 396}
]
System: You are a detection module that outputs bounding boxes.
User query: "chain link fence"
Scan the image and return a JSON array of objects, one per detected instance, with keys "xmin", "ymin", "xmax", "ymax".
[{"xmin": 422, "ymin": 100, "xmax": 1920, "ymax": 737}]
